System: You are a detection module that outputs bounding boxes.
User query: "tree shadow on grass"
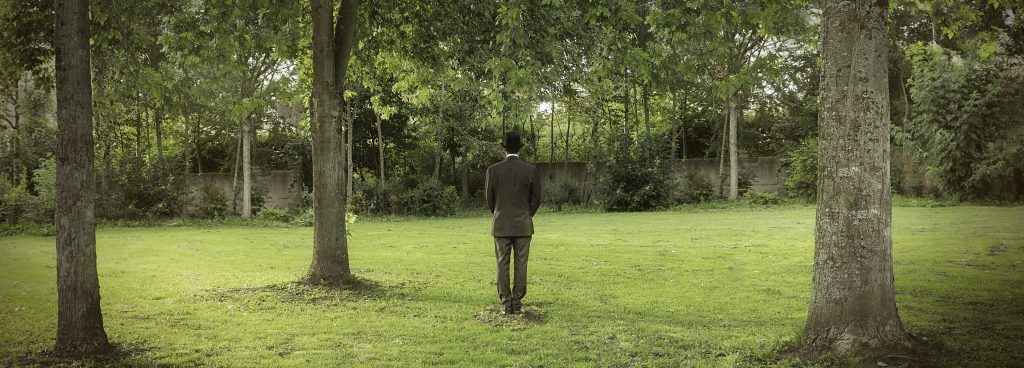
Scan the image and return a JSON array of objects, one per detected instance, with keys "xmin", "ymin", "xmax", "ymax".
[
  {"xmin": 475, "ymin": 301, "xmax": 550, "ymax": 330},
  {"xmin": 199, "ymin": 277, "xmax": 397, "ymax": 306},
  {"xmin": 11, "ymin": 343, "xmax": 161, "ymax": 368}
]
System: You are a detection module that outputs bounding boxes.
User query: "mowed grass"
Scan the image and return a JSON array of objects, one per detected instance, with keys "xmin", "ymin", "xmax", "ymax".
[{"xmin": 1, "ymin": 206, "xmax": 1022, "ymax": 367}]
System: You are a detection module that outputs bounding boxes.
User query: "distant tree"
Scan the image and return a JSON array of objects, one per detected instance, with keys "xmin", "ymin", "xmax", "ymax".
[
  {"xmin": 306, "ymin": 0, "xmax": 358, "ymax": 284},
  {"xmin": 800, "ymin": 0, "xmax": 910, "ymax": 357},
  {"xmin": 53, "ymin": 0, "xmax": 112, "ymax": 356}
]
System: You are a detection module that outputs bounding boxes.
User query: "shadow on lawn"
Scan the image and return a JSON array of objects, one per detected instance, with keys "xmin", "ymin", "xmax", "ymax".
[
  {"xmin": 199, "ymin": 277, "xmax": 398, "ymax": 306},
  {"xmin": 11, "ymin": 343, "xmax": 161, "ymax": 368}
]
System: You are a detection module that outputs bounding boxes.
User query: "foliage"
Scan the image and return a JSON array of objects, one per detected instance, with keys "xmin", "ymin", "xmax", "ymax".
[
  {"xmin": 0, "ymin": 178, "xmax": 43, "ymax": 225},
  {"xmin": 598, "ymin": 137, "xmax": 670, "ymax": 212},
  {"xmin": 672, "ymin": 171, "xmax": 715, "ymax": 204},
  {"xmin": 352, "ymin": 176, "xmax": 459, "ymax": 217},
  {"xmin": 900, "ymin": 45, "xmax": 1024, "ymax": 200},
  {"xmin": 781, "ymin": 138, "xmax": 818, "ymax": 201},
  {"xmin": 741, "ymin": 191, "xmax": 783, "ymax": 206},
  {"xmin": 29, "ymin": 157, "xmax": 55, "ymax": 216},
  {"xmin": 199, "ymin": 184, "xmax": 229, "ymax": 219},
  {"xmin": 255, "ymin": 207, "xmax": 291, "ymax": 223},
  {"xmin": 543, "ymin": 179, "xmax": 582, "ymax": 211}
]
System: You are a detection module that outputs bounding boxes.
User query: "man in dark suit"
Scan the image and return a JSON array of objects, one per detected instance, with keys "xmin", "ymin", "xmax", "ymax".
[{"xmin": 486, "ymin": 131, "xmax": 542, "ymax": 315}]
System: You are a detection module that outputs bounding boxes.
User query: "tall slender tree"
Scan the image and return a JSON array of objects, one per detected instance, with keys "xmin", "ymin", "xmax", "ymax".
[
  {"xmin": 53, "ymin": 0, "xmax": 112, "ymax": 356},
  {"xmin": 801, "ymin": 0, "xmax": 911, "ymax": 356},
  {"xmin": 306, "ymin": 0, "xmax": 358, "ymax": 284}
]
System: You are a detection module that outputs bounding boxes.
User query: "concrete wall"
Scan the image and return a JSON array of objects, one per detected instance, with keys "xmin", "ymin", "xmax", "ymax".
[{"xmin": 190, "ymin": 170, "xmax": 299, "ymax": 213}]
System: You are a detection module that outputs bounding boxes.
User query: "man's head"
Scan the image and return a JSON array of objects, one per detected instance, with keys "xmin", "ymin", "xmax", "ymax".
[{"xmin": 501, "ymin": 131, "xmax": 524, "ymax": 154}]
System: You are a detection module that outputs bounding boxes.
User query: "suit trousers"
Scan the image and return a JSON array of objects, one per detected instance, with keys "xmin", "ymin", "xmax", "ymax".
[{"xmin": 494, "ymin": 236, "xmax": 531, "ymax": 308}]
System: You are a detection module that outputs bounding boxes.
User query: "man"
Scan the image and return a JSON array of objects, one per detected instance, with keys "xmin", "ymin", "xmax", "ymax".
[{"xmin": 485, "ymin": 131, "xmax": 542, "ymax": 315}]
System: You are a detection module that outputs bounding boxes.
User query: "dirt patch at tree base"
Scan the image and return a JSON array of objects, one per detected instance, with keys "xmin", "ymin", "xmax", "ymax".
[
  {"xmin": 11, "ymin": 342, "xmax": 153, "ymax": 368},
  {"xmin": 475, "ymin": 304, "xmax": 548, "ymax": 330},
  {"xmin": 769, "ymin": 333, "xmax": 952, "ymax": 367}
]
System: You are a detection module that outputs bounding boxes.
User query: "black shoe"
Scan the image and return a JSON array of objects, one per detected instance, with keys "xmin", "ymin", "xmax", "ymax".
[
  {"xmin": 503, "ymin": 307, "xmax": 513, "ymax": 315},
  {"xmin": 512, "ymin": 306, "xmax": 524, "ymax": 315}
]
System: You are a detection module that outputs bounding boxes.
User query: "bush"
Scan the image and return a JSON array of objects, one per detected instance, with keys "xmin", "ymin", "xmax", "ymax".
[
  {"xmin": 674, "ymin": 172, "xmax": 715, "ymax": 204},
  {"xmin": 544, "ymin": 179, "xmax": 582, "ymax": 211},
  {"xmin": 742, "ymin": 191, "xmax": 783, "ymax": 206},
  {"xmin": 352, "ymin": 176, "xmax": 459, "ymax": 217},
  {"xmin": 199, "ymin": 184, "xmax": 229, "ymax": 219},
  {"xmin": 782, "ymin": 138, "xmax": 818, "ymax": 201},
  {"xmin": 0, "ymin": 179, "xmax": 44, "ymax": 225},
  {"xmin": 598, "ymin": 137, "xmax": 670, "ymax": 212},
  {"xmin": 395, "ymin": 179, "xmax": 458, "ymax": 216},
  {"xmin": 255, "ymin": 207, "xmax": 291, "ymax": 222},
  {"xmin": 32, "ymin": 157, "xmax": 56, "ymax": 217},
  {"xmin": 116, "ymin": 161, "xmax": 186, "ymax": 219}
]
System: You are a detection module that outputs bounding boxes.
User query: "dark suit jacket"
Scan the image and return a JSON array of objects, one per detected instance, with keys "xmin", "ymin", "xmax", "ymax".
[{"xmin": 485, "ymin": 155, "xmax": 542, "ymax": 237}]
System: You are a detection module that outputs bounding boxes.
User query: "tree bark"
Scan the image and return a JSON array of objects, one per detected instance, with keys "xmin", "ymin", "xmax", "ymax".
[
  {"xmin": 155, "ymin": 108, "xmax": 164, "ymax": 165},
  {"xmin": 345, "ymin": 97, "xmax": 354, "ymax": 200},
  {"xmin": 241, "ymin": 118, "xmax": 252, "ymax": 218},
  {"xmin": 376, "ymin": 108, "xmax": 385, "ymax": 183},
  {"xmin": 306, "ymin": 0, "xmax": 356, "ymax": 284},
  {"xmin": 801, "ymin": 0, "xmax": 910, "ymax": 356},
  {"xmin": 549, "ymin": 98, "xmax": 555, "ymax": 162},
  {"xmin": 53, "ymin": 0, "xmax": 111, "ymax": 356},
  {"xmin": 717, "ymin": 110, "xmax": 728, "ymax": 197},
  {"xmin": 728, "ymin": 93, "xmax": 739, "ymax": 200}
]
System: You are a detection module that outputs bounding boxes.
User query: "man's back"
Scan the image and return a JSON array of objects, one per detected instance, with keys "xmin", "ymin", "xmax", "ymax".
[{"xmin": 486, "ymin": 156, "xmax": 541, "ymax": 237}]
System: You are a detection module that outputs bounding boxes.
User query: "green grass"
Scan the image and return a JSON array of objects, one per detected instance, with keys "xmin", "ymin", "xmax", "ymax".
[{"xmin": 1, "ymin": 206, "xmax": 1023, "ymax": 367}]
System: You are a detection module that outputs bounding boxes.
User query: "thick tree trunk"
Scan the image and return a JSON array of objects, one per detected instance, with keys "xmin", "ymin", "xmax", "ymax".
[
  {"xmin": 53, "ymin": 0, "xmax": 111, "ymax": 356},
  {"xmin": 241, "ymin": 118, "xmax": 252, "ymax": 218},
  {"xmin": 801, "ymin": 0, "xmax": 910, "ymax": 356},
  {"xmin": 306, "ymin": 0, "xmax": 356, "ymax": 284},
  {"xmin": 728, "ymin": 93, "xmax": 739, "ymax": 200}
]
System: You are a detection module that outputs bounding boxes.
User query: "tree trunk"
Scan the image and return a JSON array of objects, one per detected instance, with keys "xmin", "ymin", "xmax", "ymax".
[
  {"xmin": 670, "ymin": 89, "xmax": 678, "ymax": 159},
  {"xmin": 241, "ymin": 118, "xmax": 252, "ymax": 218},
  {"xmin": 728, "ymin": 93, "xmax": 739, "ymax": 200},
  {"xmin": 345, "ymin": 97, "xmax": 354, "ymax": 200},
  {"xmin": 642, "ymin": 83, "xmax": 651, "ymax": 150},
  {"xmin": 155, "ymin": 108, "xmax": 164, "ymax": 165},
  {"xmin": 681, "ymin": 93, "xmax": 688, "ymax": 160},
  {"xmin": 376, "ymin": 108, "xmax": 385, "ymax": 183},
  {"xmin": 717, "ymin": 110, "xmax": 728, "ymax": 197},
  {"xmin": 10, "ymin": 77, "xmax": 20, "ymax": 185},
  {"xmin": 564, "ymin": 97, "xmax": 571, "ymax": 161},
  {"xmin": 460, "ymin": 156, "xmax": 469, "ymax": 200},
  {"xmin": 183, "ymin": 113, "xmax": 191, "ymax": 217},
  {"xmin": 231, "ymin": 126, "xmax": 242, "ymax": 212},
  {"xmin": 549, "ymin": 98, "xmax": 555, "ymax": 162},
  {"xmin": 801, "ymin": 0, "xmax": 910, "ymax": 356},
  {"xmin": 53, "ymin": 0, "xmax": 111, "ymax": 356},
  {"xmin": 306, "ymin": 0, "xmax": 356, "ymax": 284}
]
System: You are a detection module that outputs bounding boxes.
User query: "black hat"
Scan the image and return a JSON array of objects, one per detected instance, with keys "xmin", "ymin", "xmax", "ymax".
[{"xmin": 501, "ymin": 131, "xmax": 524, "ymax": 149}]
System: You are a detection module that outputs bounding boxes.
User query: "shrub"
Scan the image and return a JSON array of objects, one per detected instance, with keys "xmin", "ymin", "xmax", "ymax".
[
  {"xmin": 0, "ymin": 179, "xmax": 43, "ymax": 225},
  {"xmin": 116, "ymin": 161, "xmax": 186, "ymax": 219},
  {"xmin": 782, "ymin": 138, "xmax": 818, "ymax": 201},
  {"xmin": 32, "ymin": 157, "xmax": 56, "ymax": 217},
  {"xmin": 598, "ymin": 137, "xmax": 670, "ymax": 212},
  {"xmin": 199, "ymin": 184, "xmax": 229, "ymax": 219},
  {"xmin": 544, "ymin": 179, "xmax": 582, "ymax": 211},
  {"xmin": 256, "ymin": 207, "xmax": 291, "ymax": 222},
  {"xmin": 742, "ymin": 191, "xmax": 783, "ymax": 206},
  {"xmin": 674, "ymin": 172, "xmax": 715, "ymax": 204},
  {"xmin": 394, "ymin": 179, "xmax": 458, "ymax": 216}
]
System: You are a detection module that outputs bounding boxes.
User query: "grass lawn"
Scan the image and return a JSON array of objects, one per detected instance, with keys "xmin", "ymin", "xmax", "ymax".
[{"xmin": 1, "ymin": 206, "xmax": 1022, "ymax": 367}]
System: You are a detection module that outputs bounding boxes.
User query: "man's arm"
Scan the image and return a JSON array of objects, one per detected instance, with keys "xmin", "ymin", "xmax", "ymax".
[
  {"xmin": 529, "ymin": 170, "xmax": 541, "ymax": 217},
  {"xmin": 485, "ymin": 167, "xmax": 496, "ymax": 213}
]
